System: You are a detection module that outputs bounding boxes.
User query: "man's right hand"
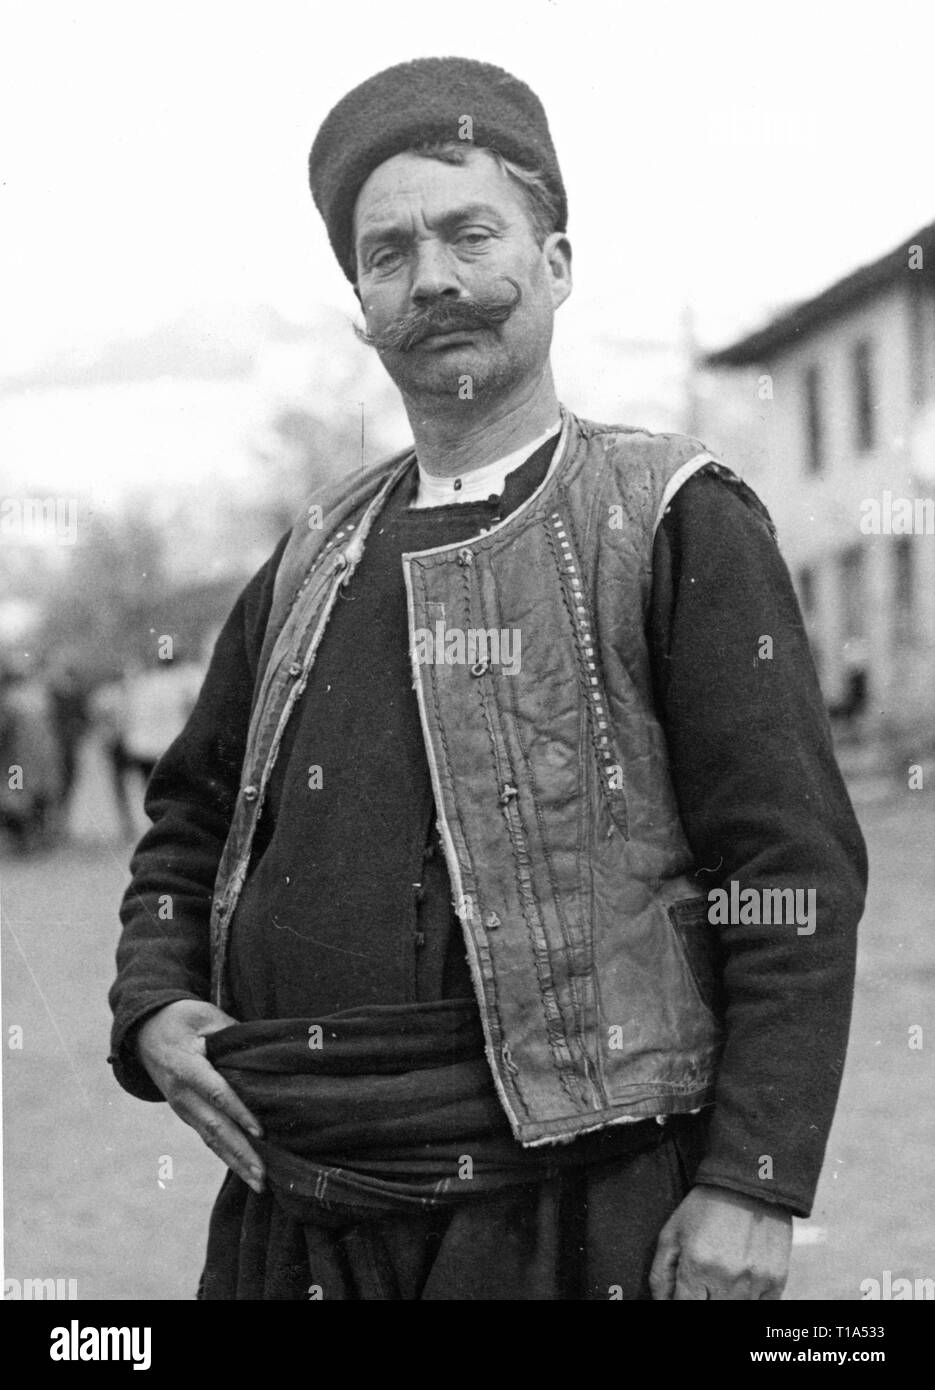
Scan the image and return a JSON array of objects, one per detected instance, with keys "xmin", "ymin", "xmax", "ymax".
[{"xmin": 135, "ymin": 1000, "xmax": 266, "ymax": 1194}]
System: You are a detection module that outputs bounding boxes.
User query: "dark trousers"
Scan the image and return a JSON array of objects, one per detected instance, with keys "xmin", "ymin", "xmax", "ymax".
[{"xmin": 200, "ymin": 1112, "xmax": 708, "ymax": 1301}]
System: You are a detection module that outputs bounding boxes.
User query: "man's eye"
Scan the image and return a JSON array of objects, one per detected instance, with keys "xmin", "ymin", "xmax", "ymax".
[
  {"xmin": 456, "ymin": 230, "xmax": 492, "ymax": 248},
  {"xmin": 370, "ymin": 248, "xmax": 404, "ymax": 271}
]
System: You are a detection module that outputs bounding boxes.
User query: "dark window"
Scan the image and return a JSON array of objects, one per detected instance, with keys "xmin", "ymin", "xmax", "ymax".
[
  {"xmin": 852, "ymin": 339, "xmax": 876, "ymax": 451},
  {"xmin": 804, "ymin": 364, "xmax": 824, "ymax": 474},
  {"xmin": 908, "ymin": 287, "xmax": 931, "ymax": 408},
  {"xmin": 894, "ymin": 536, "xmax": 914, "ymax": 645},
  {"xmin": 840, "ymin": 546, "xmax": 866, "ymax": 640}
]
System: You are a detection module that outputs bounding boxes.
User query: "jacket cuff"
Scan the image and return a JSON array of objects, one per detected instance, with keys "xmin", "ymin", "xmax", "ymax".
[
  {"xmin": 692, "ymin": 1161, "xmax": 811, "ymax": 1219},
  {"xmin": 108, "ymin": 992, "xmax": 207, "ymax": 1102}
]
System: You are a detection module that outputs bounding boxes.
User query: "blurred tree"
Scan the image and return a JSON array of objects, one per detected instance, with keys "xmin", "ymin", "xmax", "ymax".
[
  {"xmin": 251, "ymin": 403, "xmax": 369, "ymax": 536},
  {"xmin": 36, "ymin": 510, "xmax": 169, "ymax": 679},
  {"xmin": 243, "ymin": 315, "xmax": 409, "ymax": 542}
]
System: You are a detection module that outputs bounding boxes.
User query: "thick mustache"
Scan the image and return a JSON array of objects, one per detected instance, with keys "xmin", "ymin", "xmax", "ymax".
[{"xmin": 356, "ymin": 280, "xmax": 522, "ymax": 352}]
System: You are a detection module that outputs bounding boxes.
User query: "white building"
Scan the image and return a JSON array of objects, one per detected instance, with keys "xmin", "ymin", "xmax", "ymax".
[{"xmin": 703, "ymin": 221, "xmax": 935, "ymax": 747}]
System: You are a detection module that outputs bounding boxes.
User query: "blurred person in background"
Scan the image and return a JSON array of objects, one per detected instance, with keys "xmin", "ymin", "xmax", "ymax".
[
  {"xmin": 91, "ymin": 671, "xmax": 136, "ymax": 841},
  {"xmin": 121, "ymin": 654, "xmax": 204, "ymax": 782},
  {"xmin": 47, "ymin": 656, "xmax": 92, "ymax": 834},
  {"xmin": 92, "ymin": 657, "xmax": 203, "ymax": 839},
  {"xmin": 0, "ymin": 654, "xmax": 63, "ymax": 853},
  {"xmin": 829, "ymin": 640, "xmax": 870, "ymax": 737},
  {"xmin": 110, "ymin": 58, "xmax": 867, "ymax": 1301}
]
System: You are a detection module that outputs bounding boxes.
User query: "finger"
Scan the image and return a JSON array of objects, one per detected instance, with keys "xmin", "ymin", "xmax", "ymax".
[
  {"xmin": 673, "ymin": 1256, "xmax": 717, "ymax": 1300},
  {"xmin": 649, "ymin": 1234, "xmax": 679, "ymax": 1301},
  {"xmin": 691, "ymin": 1272, "xmax": 754, "ymax": 1301},
  {"xmin": 174, "ymin": 1091, "xmax": 266, "ymax": 1193},
  {"xmin": 178, "ymin": 1051, "xmax": 265, "ymax": 1140},
  {"xmin": 755, "ymin": 1277, "xmax": 786, "ymax": 1301},
  {"xmin": 674, "ymin": 1279, "xmax": 711, "ymax": 1300},
  {"xmin": 192, "ymin": 1107, "xmax": 266, "ymax": 1192}
]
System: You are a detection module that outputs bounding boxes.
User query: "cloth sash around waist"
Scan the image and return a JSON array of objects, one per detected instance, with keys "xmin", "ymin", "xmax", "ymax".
[{"xmin": 205, "ymin": 999, "xmax": 668, "ymax": 1223}]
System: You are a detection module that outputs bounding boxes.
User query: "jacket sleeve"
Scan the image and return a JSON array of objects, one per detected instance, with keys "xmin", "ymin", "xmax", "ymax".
[
  {"xmin": 648, "ymin": 467, "xmax": 868, "ymax": 1217},
  {"xmin": 107, "ymin": 535, "xmax": 289, "ymax": 1100}
]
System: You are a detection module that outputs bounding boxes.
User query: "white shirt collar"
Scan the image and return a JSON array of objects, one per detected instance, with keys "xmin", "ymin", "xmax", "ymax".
[{"xmin": 411, "ymin": 421, "xmax": 562, "ymax": 509}]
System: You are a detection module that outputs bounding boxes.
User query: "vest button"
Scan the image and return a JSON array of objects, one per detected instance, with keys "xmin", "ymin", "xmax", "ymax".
[
  {"xmin": 498, "ymin": 784, "xmax": 518, "ymax": 805},
  {"xmin": 242, "ymin": 785, "xmax": 259, "ymax": 802},
  {"xmin": 332, "ymin": 552, "xmax": 348, "ymax": 572},
  {"xmin": 287, "ymin": 662, "xmax": 302, "ymax": 678},
  {"xmin": 457, "ymin": 548, "xmax": 473, "ymax": 566},
  {"xmin": 470, "ymin": 658, "xmax": 490, "ymax": 677}
]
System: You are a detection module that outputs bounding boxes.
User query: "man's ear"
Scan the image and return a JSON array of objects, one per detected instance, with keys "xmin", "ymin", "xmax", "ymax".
[{"xmin": 543, "ymin": 232, "xmax": 572, "ymax": 309}]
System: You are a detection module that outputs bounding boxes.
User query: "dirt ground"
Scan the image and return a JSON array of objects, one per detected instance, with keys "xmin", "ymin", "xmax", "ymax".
[{"xmin": 2, "ymin": 755, "xmax": 933, "ymax": 1300}]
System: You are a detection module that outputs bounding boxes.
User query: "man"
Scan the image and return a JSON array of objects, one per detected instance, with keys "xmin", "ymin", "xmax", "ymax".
[
  {"xmin": 0, "ymin": 656, "xmax": 63, "ymax": 853},
  {"xmin": 109, "ymin": 57, "xmax": 867, "ymax": 1301},
  {"xmin": 47, "ymin": 657, "xmax": 91, "ymax": 836}
]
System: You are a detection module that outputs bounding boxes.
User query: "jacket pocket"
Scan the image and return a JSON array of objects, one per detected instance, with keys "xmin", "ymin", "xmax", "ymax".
[{"xmin": 667, "ymin": 897, "xmax": 726, "ymax": 1021}]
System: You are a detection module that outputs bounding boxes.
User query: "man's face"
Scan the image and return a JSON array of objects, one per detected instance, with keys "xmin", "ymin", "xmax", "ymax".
[{"xmin": 353, "ymin": 147, "xmax": 571, "ymax": 405}]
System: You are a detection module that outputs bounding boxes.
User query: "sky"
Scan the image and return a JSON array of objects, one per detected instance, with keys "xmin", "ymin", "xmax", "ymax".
[{"xmin": 3, "ymin": 0, "xmax": 933, "ymax": 379}]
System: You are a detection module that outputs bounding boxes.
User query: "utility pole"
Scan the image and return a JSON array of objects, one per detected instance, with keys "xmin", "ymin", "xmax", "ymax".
[{"xmin": 680, "ymin": 304, "xmax": 702, "ymax": 437}]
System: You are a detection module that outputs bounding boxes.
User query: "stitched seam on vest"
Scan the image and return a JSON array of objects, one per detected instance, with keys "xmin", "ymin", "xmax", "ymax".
[
  {"xmin": 586, "ymin": 448, "xmax": 642, "ymax": 1103},
  {"xmin": 459, "ymin": 559, "xmax": 557, "ymax": 1095},
  {"xmin": 551, "ymin": 511, "xmax": 627, "ymax": 828},
  {"xmin": 563, "ymin": 464, "xmax": 613, "ymax": 1103},
  {"xmin": 418, "ymin": 568, "xmax": 532, "ymax": 1120},
  {"xmin": 487, "ymin": 559, "xmax": 602, "ymax": 1110},
  {"xmin": 544, "ymin": 509, "xmax": 630, "ymax": 837},
  {"xmin": 463, "ymin": 558, "xmax": 582, "ymax": 1107},
  {"xmin": 580, "ymin": 445, "xmax": 611, "ymax": 560},
  {"xmin": 425, "ymin": 625, "xmax": 527, "ymax": 1123},
  {"xmin": 411, "ymin": 586, "xmax": 527, "ymax": 1128},
  {"xmin": 404, "ymin": 561, "xmax": 532, "ymax": 1129}
]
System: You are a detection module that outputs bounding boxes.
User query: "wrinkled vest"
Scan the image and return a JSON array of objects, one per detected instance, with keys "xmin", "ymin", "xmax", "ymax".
[{"xmin": 210, "ymin": 408, "xmax": 727, "ymax": 1146}]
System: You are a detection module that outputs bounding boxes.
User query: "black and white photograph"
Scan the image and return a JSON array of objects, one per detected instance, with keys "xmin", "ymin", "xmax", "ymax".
[{"xmin": 1, "ymin": 0, "xmax": 933, "ymax": 1342}]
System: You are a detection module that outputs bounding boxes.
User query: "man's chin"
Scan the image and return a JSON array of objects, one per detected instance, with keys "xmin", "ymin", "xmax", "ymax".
[{"xmin": 381, "ymin": 345, "xmax": 506, "ymax": 400}]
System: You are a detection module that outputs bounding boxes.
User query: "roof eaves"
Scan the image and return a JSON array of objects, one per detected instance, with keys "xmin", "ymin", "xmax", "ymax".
[{"xmin": 705, "ymin": 220, "xmax": 935, "ymax": 367}]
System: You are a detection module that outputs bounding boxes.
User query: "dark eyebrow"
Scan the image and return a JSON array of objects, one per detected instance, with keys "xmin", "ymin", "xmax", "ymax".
[
  {"xmin": 357, "ymin": 203, "xmax": 509, "ymax": 257},
  {"xmin": 437, "ymin": 203, "xmax": 510, "ymax": 229}
]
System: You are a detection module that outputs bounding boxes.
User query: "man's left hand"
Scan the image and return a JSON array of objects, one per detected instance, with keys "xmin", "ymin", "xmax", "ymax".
[{"xmin": 649, "ymin": 1184, "xmax": 792, "ymax": 1300}]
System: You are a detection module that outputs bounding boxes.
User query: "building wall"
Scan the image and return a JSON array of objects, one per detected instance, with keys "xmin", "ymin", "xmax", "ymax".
[{"xmin": 703, "ymin": 279, "xmax": 935, "ymax": 741}]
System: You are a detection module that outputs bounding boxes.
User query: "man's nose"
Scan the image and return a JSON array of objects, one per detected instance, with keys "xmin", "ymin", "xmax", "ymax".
[{"xmin": 410, "ymin": 240, "xmax": 462, "ymax": 303}]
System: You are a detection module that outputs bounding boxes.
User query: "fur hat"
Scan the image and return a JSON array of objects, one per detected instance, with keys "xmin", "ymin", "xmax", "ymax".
[{"xmin": 309, "ymin": 56, "xmax": 567, "ymax": 281}]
